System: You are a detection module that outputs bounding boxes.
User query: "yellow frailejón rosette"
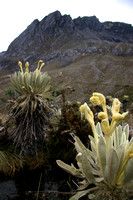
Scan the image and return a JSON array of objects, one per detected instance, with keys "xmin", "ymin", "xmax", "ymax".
[
  {"xmin": 91, "ymin": 93, "xmax": 128, "ymax": 155},
  {"xmin": 57, "ymin": 92, "xmax": 133, "ymax": 200},
  {"xmin": 90, "ymin": 93, "xmax": 128, "ymax": 136}
]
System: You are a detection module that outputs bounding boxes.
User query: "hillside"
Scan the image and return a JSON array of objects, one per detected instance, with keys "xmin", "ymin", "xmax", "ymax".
[{"xmin": 0, "ymin": 10, "xmax": 133, "ymax": 107}]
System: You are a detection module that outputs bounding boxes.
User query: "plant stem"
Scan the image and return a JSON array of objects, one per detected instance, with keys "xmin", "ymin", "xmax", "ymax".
[
  {"xmin": 36, "ymin": 173, "xmax": 42, "ymax": 200},
  {"xmin": 105, "ymin": 135, "xmax": 110, "ymax": 157}
]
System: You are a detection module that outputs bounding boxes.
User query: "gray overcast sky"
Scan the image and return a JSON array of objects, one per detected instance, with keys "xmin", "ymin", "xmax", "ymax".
[{"xmin": 0, "ymin": 0, "xmax": 133, "ymax": 52}]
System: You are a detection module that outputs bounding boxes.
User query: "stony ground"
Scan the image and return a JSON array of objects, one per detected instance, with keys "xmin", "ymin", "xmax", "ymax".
[{"xmin": 1, "ymin": 51, "xmax": 133, "ymax": 109}]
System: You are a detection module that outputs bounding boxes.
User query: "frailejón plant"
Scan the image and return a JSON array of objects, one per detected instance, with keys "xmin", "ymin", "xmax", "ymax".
[
  {"xmin": 10, "ymin": 60, "xmax": 53, "ymax": 155},
  {"xmin": 57, "ymin": 93, "xmax": 133, "ymax": 200},
  {"xmin": 0, "ymin": 148, "xmax": 23, "ymax": 175}
]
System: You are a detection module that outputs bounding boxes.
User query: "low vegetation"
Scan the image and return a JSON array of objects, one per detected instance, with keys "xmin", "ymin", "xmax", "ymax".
[{"xmin": 0, "ymin": 61, "xmax": 133, "ymax": 200}]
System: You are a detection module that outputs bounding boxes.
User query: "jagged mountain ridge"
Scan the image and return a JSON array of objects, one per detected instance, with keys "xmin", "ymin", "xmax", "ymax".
[
  {"xmin": 7, "ymin": 10, "xmax": 133, "ymax": 55},
  {"xmin": 0, "ymin": 11, "xmax": 133, "ymax": 104},
  {"xmin": 1, "ymin": 10, "xmax": 133, "ymax": 70}
]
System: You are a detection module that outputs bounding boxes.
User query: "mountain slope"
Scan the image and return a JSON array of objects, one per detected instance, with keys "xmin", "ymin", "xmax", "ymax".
[{"xmin": 0, "ymin": 10, "xmax": 133, "ymax": 105}]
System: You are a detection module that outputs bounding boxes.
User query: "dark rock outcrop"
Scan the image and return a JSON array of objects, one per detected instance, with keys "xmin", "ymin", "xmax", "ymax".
[
  {"xmin": 6, "ymin": 11, "xmax": 75, "ymax": 57},
  {"xmin": 73, "ymin": 16, "xmax": 103, "ymax": 31},
  {"xmin": 0, "ymin": 10, "xmax": 133, "ymax": 71}
]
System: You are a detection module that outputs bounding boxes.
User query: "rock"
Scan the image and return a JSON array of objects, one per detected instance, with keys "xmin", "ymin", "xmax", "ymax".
[
  {"xmin": 0, "ymin": 11, "xmax": 133, "ymax": 105},
  {"xmin": 73, "ymin": 15, "xmax": 102, "ymax": 31},
  {"xmin": 2, "ymin": 11, "xmax": 133, "ymax": 62},
  {"xmin": 103, "ymin": 21, "xmax": 133, "ymax": 35},
  {"xmin": 0, "ymin": 180, "xmax": 17, "ymax": 200}
]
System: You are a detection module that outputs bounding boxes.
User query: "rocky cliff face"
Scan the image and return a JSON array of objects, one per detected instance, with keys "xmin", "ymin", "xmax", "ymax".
[
  {"xmin": 0, "ymin": 10, "xmax": 133, "ymax": 69},
  {"xmin": 0, "ymin": 11, "xmax": 133, "ymax": 103}
]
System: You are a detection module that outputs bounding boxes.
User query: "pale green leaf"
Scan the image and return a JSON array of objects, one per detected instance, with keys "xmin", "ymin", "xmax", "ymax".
[
  {"xmin": 123, "ymin": 124, "xmax": 129, "ymax": 140},
  {"xmin": 123, "ymin": 158, "xmax": 133, "ymax": 184},
  {"xmin": 56, "ymin": 160, "xmax": 82, "ymax": 178},
  {"xmin": 96, "ymin": 122, "xmax": 103, "ymax": 136},
  {"xmin": 89, "ymin": 135, "xmax": 95, "ymax": 144},
  {"xmin": 109, "ymin": 134, "xmax": 113, "ymax": 149},
  {"xmin": 104, "ymin": 148, "xmax": 119, "ymax": 185},
  {"xmin": 77, "ymin": 181, "xmax": 89, "ymax": 191},
  {"xmin": 69, "ymin": 188, "xmax": 93, "ymax": 200},
  {"xmin": 90, "ymin": 140, "xmax": 97, "ymax": 158},
  {"xmin": 88, "ymin": 193, "xmax": 95, "ymax": 199},
  {"xmin": 112, "ymin": 143, "xmax": 126, "ymax": 185},
  {"xmin": 97, "ymin": 136, "xmax": 106, "ymax": 173},
  {"xmin": 81, "ymin": 151, "xmax": 95, "ymax": 184},
  {"xmin": 114, "ymin": 127, "xmax": 119, "ymax": 149},
  {"xmin": 118, "ymin": 125, "xmax": 122, "ymax": 145},
  {"xmin": 88, "ymin": 190, "xmax": 104, "ymax": 199},
  {"xmin": 74, "ymin": 136, "xmax": 86, "ymax": 153},
  {"xmin": 120, "ymin": 131, "xmax": 126, "ymax": 145}
]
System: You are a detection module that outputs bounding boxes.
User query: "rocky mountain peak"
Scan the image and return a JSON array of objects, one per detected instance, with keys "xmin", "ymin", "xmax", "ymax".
[
  {"xmin": 39, "ymin": 10, "xmax": 62, "ymax": 31},
  {"xmin": 0, "ymin": 11, "xmax": 133, "ymax": 105},
  {"xmin": 6, "ymin": 11, "xmax": 76, "ymax": 57},
  {"xmin": 73, "ymin": 15, "xmax": 102, "ymax": 31},
  {"xmin": 0, "ymin": 10, "xmax": 133, "ymax": 71},
  {"xmin": 39, "ymin": 10, "xmax": 75, "ymax": 36},
  {"xmin": 6, "ymin": 11, "xmax": 133, "ymax": 57}
]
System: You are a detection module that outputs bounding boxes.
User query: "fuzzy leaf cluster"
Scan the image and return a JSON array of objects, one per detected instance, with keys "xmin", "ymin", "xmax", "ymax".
[
  {"xmin": 57, "ymin": 123, "xmax": 133, "ymax": 200},
  {"xmin": 10, "ymin": 70, "xmax": 53, "ymax": 114},
  {"xmin": 10, "ymin": 71, "xmax": 51, "ymax": 97}
]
